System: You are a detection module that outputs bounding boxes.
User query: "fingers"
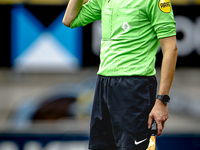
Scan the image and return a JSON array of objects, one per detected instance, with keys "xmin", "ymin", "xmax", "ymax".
[
  {"xmin": 148, "ymin": 114, "xmax": 153, "ymax": 129},
  {"xmin": 155, "ymin": 116, "xmax": 168, "ymax": 136},
  {"xmin": 156, "ymin": 120, "xmax": 163, "ymax": 136}
]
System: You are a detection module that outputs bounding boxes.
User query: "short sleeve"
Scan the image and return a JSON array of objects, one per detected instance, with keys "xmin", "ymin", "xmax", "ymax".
[
  {"xmin": 147, "ymin": 0, "xmax": 176, "ymax": 39},
  {"xmin": 71, "ymin": 0, "xmax": 102, "ymax": 29}
]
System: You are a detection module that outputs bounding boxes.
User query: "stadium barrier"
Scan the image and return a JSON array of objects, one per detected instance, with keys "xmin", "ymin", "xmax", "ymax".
[{"xmin": 0, "ymin": 133, "xmax": 199, "ymax": 150}]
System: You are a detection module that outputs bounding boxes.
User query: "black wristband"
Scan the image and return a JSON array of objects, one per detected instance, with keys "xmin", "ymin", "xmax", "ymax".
[{"xmin": 156, "ymin": 95, "xmax": 170, "ymax": 104}]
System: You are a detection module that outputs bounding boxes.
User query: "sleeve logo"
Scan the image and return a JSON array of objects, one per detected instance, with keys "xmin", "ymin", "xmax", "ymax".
[{"xmin": 159, "ymin": 0, "xmax": 171, "ymax": 13}]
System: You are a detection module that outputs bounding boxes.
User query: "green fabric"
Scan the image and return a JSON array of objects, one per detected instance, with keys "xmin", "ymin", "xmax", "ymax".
[{"xmin": 71, "ymin": 0, "xmax": 176, "ymax": 76}]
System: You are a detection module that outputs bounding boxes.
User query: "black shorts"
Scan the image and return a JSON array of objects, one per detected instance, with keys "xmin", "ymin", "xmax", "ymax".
[{"xmin": 88, "ymin": 75, "xmax": 157, "ymax": 150}]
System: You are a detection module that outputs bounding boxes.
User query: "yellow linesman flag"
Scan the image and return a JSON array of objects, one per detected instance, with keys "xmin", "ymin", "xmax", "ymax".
[{"xmin": 146, "ymin": 136, "xmax": 156, "ymax": 150}]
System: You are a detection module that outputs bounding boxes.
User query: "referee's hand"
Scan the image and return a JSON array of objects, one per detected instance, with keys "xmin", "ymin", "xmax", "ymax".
[{"xmin": 148, "ymin": 99, "xmax": 169, "ymax": 136}]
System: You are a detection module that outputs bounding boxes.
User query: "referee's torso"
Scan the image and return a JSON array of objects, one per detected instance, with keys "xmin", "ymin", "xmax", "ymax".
[
  {"xmin": 71, "ymin": 0, "xmax": 176, "ymax": 76},
  {"xmin": 98, "ymin": 0, "xmax": 176, "ymax": 76}
]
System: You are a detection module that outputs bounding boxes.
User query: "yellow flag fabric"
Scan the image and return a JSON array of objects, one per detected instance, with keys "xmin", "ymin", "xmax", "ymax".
[{"xmin": 146, "ymin": 136, "xmax": 156, "ymax": 150}]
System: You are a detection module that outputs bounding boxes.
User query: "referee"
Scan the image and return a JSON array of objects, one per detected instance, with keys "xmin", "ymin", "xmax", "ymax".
[{"xmin": 63, "ymin": 0, "xmax": 178, "ymax": 149}]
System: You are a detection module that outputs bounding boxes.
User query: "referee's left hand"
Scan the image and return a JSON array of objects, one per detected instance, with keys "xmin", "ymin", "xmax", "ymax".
[{"xmin": 148, "ymin": 99, "xmax": 169, "ymax": 136}]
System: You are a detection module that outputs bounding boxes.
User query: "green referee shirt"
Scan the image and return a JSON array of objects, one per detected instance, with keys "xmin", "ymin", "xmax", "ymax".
[{"xmin": 71, "ymin": 0, "xmax": 176, "ymax": 76}]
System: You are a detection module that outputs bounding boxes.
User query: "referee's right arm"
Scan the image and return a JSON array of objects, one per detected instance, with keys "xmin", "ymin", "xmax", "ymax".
[{"xmin": 62, "ymin": 0, "xmax": 84, "ymax": 27}]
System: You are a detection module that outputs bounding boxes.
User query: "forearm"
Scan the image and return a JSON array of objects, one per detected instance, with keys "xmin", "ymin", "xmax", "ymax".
[
  {"xmin": 158, "ymin": 36, "xmax": 178, "ymax": 95},
  {"xmin": 62, "ymin": 0, "xmax": 84, "ymax": 27}
]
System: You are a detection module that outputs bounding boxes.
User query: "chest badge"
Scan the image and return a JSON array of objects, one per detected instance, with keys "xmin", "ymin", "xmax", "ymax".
[
  {"xmin": 122, "ymin": 22, "xmax": 130, "ymax": 32},
  {"xmin": 159, "ymin": 0, "xmax": 171, "ymax": 13}
]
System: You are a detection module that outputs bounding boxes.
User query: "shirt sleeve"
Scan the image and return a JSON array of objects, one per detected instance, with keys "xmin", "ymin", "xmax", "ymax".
[
  {"xmin": 70, "ymin": 0, "xmax": 101, "ymax": 29},
  {"xmin": 147, "ymin": 0, "xmax": 176, "ymax": 39}
]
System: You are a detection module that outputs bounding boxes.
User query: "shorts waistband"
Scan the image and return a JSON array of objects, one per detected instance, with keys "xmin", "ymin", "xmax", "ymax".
[{"xmin": 98, "ymin": 75, "xmax": 156, "ymax": 79}]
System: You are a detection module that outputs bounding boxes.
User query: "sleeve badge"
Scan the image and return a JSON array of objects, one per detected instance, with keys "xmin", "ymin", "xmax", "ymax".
[{"xmin": 159, "ymin": 0, "xmax": 171, "ymax": 13}]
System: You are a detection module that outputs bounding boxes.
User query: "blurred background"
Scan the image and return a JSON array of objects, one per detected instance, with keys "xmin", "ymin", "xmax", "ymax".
[{"xmin": 0, "ymin": 0, "xmax": 200, "ymax": 149}]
